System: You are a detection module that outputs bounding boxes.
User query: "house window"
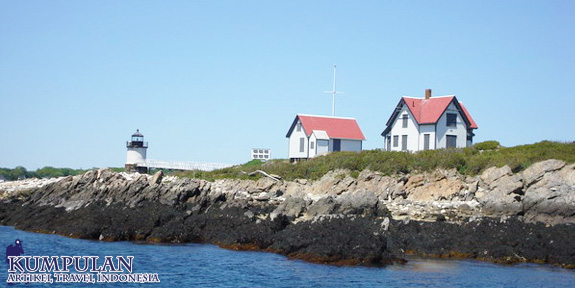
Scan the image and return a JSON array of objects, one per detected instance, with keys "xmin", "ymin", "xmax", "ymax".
[
  {"xmin": 299, "ymin": 138, "xmax": 305, "ymax": 152},
  {"xmin": 446, "ymin": 135, "xmax": 457, "ymax": 148},
  {"xmin": 446, "ymin": 113, "xmax": 457, "ymax": 127},
  {"xmin": 402, "ymin": 114, "xmax": 408, "ymax": 128},
  {"xmin": 424, "ymin": 134, "xmax": 430, "ymax": 150},
  {"xmin": 310, "ymin": 141, "xmax": 315, "ymax": 149},
  {"xmin": 393, "ymin": 135, "xmax": 399, "ymax": 147},
  {"xmin": 386, "ymin": 136, "xmax": 391, "ymax": 151},
  {"xmin": 296, "ymin": 123, "xmax": 302, "ymax": 132},
  {"xmin": 401, "ymin": 135, "xmax": 408, "ymax": 151}
]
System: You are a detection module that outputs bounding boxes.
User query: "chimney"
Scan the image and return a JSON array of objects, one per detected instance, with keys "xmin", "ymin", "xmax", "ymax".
[{"xmin": 425, "ymin": 89, "xmax": 431, "ymax": 99}]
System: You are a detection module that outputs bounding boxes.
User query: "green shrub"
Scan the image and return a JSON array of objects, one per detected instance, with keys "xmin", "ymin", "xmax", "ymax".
[
  {"xmin": 474, "ymin": 140, "xmax": 500, "ymax": 150},
  {"xmin": 174, "ymin": 141, "xmax": 575, "ymax": 182}
]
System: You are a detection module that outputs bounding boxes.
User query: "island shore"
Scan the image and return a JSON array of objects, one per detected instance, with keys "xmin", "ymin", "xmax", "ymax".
[{"xmin": 1, "ymin": 159, "xmax": 574, "ymax": 268}]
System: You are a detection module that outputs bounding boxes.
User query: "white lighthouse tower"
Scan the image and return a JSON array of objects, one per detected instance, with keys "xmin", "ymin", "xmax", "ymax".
[{"xmin": 125, "ymin": 129, "xmax": 148, "ymax": 173}]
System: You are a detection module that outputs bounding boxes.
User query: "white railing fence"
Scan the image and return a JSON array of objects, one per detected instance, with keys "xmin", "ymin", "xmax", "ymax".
[{"xmin": 136, "ymin": 160, "xmax": 233, "ymax": 171}]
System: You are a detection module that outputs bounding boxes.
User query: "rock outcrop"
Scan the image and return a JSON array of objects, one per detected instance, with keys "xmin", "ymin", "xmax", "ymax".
[{"xmin": 1, "ymin": 159, "xmax": 575, "ymax": 268}]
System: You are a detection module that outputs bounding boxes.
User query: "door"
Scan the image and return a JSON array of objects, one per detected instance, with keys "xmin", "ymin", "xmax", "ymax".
[
  {"xmin": 332, "ymin": 139, "xmax": 341, "ymax": 151},
  {"xmin": 446, "ymin": 135, "xmax": 457, "ymax": 148},
  {"xmin": 424, "ymin": 134, "xmax": 430, "ymax": 150},
  {"xmin": 401, "ymin": 135, "xmax": 408, "ymax": 151}
]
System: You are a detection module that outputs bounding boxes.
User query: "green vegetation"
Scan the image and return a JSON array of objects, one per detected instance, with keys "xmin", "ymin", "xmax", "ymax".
[
  {"xmin": 0, "ymin": 166, "xmax": 91, "ymax": 181},
  {"xmin": 4, "ymin": 141, "xmax": 573, "ymax": 182},
  {"xmin": 474, "ymin": 140, "xmax": 501, "ymax": 151},
  {"xmin": 176, "ymin": 141, "xmax": 575, "ymax": 181}
]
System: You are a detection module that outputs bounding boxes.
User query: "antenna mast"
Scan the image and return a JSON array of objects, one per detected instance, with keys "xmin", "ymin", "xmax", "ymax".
[{"xmin": 323, "ymin": 65, "xmax": 343, "ymax": 116}]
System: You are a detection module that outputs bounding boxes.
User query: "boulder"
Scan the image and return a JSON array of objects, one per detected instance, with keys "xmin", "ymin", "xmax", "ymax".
[
  {"xmin": 480, "ymin": 165, "xmax": 512, "ymax": 186},
  {"xmin": 522, "ymin": 169, "xmax": 575, "ymax": 224},
  {"xmin": 521, "ymin": 159, "xmax": 566, "ymax": 187},
  {"xmin": 476, "ymin": 174, "xmax": 524, "ymax": 216},
  {"xmin": 305, "ymin": 196, "xmax": 339, "ymax": 217},
  {"xmin": 270, "ymin": 196, "xmax": 309, "ymax": 220},
  {"xmin": 407, "ymin": 178, "xmax": 463, "ymax": 201},
  {"xmin": 150, "ymin": 170, "xmax": 163, "ymax": 185},
  {"xmin": 335, "ymin": 189, "xmax": 380, "ymax": 216},
  {"xmin": 307, "ymin": 170, "xmax": 356, "ymax": 196}
]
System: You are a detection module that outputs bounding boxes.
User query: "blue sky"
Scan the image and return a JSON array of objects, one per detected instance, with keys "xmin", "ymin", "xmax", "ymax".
[{"xmin": 1, "ymin": 1, "xmax": 574, "ymax": 170}]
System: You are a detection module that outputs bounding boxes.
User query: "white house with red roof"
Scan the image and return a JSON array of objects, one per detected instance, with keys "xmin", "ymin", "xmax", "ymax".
[
  {"xmin": 381, "ymin": 89, "xmax": 478, "ymax": 152},
  {"xmin": 286, "ymin": 114, "xmax": 366, "ymax": 162}
]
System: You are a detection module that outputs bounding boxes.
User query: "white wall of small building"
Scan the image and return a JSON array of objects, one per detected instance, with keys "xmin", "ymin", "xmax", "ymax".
[
  {"xmin": 436, "ymin": 103, "xmax": 468, "ymax": 149},
  {"xmin": 385, "ymin": 105, "xmax": 420, "ymax": 152},
  {"xmin": 288, "ymin": 121, "xmax": 309, "ymax": 159},
  {"xmin": 309, "ymin": 133, "xmax": 318, "ymax": 157},
  {"xmin": 288, "ymin": 120, "xmax": 363, "ymax": 160},
  {"xmin": 418, "ymin": 124, "xmax": 436, "ymax": 150}
]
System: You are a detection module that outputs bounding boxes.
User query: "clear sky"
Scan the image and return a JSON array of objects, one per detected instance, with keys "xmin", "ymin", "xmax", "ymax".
[{"xmin": 1, "ymin": 1, "xmax": 574, "ymax": 170}]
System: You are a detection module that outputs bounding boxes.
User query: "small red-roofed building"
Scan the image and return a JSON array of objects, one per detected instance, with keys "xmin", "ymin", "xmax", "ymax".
[
  {"xmin": 381, "ymin": 89, "xmax": 478, "ymax": 152},
  {"xmin": 286, "ymin": 114, "xmax": 366, "ymax": 162}
]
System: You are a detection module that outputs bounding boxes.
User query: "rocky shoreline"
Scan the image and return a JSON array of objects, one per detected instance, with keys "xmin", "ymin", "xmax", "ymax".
[{"xmin": 1, "ymin": 159, "xmax": 574, "ymax": 268}]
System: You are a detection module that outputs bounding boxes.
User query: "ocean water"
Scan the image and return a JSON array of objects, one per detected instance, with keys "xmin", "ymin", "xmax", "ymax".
[{"xmin": 2, "ymin": 226, "xmax": 574, "ymax": 287}]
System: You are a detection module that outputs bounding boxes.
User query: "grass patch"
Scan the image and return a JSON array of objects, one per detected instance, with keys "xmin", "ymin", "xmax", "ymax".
[{"xmin": 175, "ymin": 141, "xmax": 575, "ymax": 182}]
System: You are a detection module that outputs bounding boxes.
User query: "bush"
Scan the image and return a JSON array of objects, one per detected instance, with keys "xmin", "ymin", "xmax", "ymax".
[
  {"xmin": 175, "ymin": 141, "xmax": 575, "ymax": 182},
  {"xmin": 474, "ymin": 140, "xmax": 500, "ymax": 150},
  {"xmin": 0, "ymin": 166, "xmax": 89, "ymax": 181}
]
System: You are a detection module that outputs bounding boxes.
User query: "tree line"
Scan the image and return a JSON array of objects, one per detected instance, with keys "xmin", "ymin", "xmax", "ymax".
[{"xmin": 0, "ymin": 166, "xmax": 89, "ymax": 181}]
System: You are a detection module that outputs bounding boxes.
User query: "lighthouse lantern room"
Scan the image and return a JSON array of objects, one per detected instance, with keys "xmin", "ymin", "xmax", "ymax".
[{"xmin": 125, "ymin": 129, "xmax": 148, "ymax": 173}]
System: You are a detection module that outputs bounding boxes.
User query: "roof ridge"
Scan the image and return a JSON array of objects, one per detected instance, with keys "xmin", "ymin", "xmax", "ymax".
[
  {"xmin": 297, "ymin": 114, "xmax": 358, "ymax": 120},
  {"xmin": 403, "ymin": 95, "xmax": 455, "ymax": 99}
]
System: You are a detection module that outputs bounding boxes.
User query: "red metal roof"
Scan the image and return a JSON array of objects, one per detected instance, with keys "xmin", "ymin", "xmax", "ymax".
[
  {"xmin": 287, "ymin": 115, "xmax": 366, "ymax": 140},
  {"xmin": 459, "ymin": 102, "xmax": 478, "ymax": 129},
  {"xmin": 402, "ymin": 96, "xmax": 478, "ymax": 129}
]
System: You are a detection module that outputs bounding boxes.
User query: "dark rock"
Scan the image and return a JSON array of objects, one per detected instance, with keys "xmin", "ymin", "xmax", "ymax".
[
  {"xmin": 387, "ymin": 217, "xmax": 575, "ymax": 266},
  {"xmin": 270, "ymin": 196, "xmax": 308, "ymax": 220},
  {"xmin": 3, "ymin": 164, "xmax": 575, "ymax": 268},
  {"xmin": 335, "ymin": 190, "xmax": 380, "ymax": 216},
  {"xmin": 271, "ymin": 216, "xmax": 400, "ymax": 265},
  {"xmin": 305, "ymin": 196, "xmax": 339, "ymax": 217}
]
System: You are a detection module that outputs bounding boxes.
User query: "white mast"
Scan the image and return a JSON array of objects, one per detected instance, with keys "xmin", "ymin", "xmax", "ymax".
[{"xmin": 323, "ymin": 64, "xmax": 343, "ymax": 116}]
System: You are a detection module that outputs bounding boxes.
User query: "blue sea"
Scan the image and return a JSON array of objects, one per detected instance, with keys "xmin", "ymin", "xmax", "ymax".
[{"xmin": 2, "ymin": 226, "xmax": 574, "ymax": 287}]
